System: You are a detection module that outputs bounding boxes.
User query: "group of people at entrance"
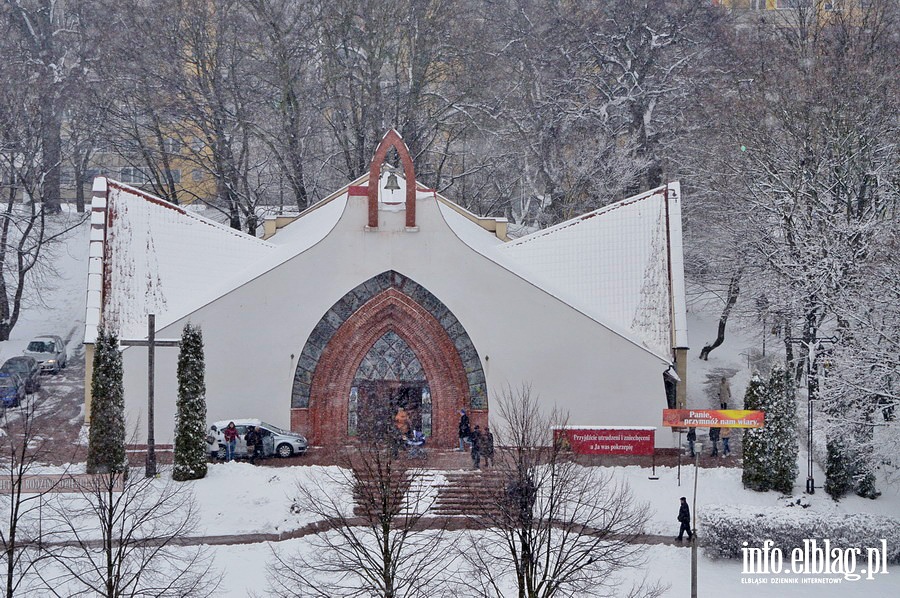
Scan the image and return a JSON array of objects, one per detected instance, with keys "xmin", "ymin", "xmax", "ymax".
[{"xmin": 458, "ymin": 409, "xmax": 494, "ymax": 469}]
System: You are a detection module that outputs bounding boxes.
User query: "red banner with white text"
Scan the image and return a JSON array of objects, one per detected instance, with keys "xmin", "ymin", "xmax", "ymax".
[{"xmin": 553, "ymin": 427, "xmax": 655, "ymax": 455}]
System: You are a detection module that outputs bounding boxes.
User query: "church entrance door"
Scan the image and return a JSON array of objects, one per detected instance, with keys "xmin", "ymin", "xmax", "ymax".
[{"xmin": 355, "ymin": 381, "xmax": 430, "ymax": 442}]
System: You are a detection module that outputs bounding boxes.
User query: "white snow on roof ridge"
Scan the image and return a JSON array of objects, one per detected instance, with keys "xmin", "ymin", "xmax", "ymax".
[
  {"xmin": 107, "ymin": 180, "xmax": 274, "ymax": 247},
  {"xmin": 505, "ymin": 184, "xmax": 668, "ymax": 247}
]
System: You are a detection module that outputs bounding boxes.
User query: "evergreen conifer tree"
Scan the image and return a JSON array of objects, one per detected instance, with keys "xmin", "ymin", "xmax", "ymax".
[
  {"xmin": 741, "ymin": 374, "xmax": 771, "ymax": 491},
  {"xmin": 824, "ymin": 437, "xmax": 854, "ymax": 498},
  {"xmin": 173, "ymin": 323, "xmax": 208, "ymax": 481},
  {"xmin": 852, "ymin": 411, "xmax": 880, "ymax": 499},
  {"xmin": 87, "ymin": 328, "xmax": 127, "ymax": 474},
  {"xmin": 824, "ymin": 404, "xmax": 880, "ymax": 500},
  {"xmin": 767, "ymin": 365, "xmax": 798, "ymax": 494}
]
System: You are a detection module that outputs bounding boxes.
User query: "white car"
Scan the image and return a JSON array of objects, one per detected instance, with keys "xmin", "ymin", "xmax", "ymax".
[
  {"xmin": 23, "ymin": 335, "xmax": 68, "ymax": 373},
  {"xmin": 211, "ymin": 418, "xmax": 308, "ymax": 459}
]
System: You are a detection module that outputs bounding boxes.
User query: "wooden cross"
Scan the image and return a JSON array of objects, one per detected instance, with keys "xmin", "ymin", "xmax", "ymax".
[{"xmin": 120, "ymin": 314, "xmax": 180, "ymax": 477}]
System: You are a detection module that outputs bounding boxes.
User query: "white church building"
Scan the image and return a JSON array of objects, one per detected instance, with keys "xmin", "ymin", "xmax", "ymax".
[{"xmin": 83, "ymin": 130, "xmax": 688, "ymax": 450}]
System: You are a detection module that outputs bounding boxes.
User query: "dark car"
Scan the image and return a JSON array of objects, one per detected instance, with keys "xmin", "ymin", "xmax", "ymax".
[
  {"xmin": 0, "ymin": 373, "xmax": 26, "ymax": 407},
  {"xmin": 0, "ymin": 356, "xmax": 41, "ymax": 394}
]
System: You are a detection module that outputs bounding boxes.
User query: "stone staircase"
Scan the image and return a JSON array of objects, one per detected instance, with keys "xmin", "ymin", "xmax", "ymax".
[
  {"xmin": 433, "ymin": 469, "xmax": 507, "ymax": 518},
  {"xmin": 349, "ymin": 449, "xmax": 511, "ymax": 519}
]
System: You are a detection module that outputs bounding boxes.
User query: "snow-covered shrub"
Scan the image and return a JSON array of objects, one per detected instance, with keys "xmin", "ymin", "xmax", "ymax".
[
  {"xmin": 702, "ymin": 504, "xmax": 900, "ymax": 562},
  {"xmin": 173, "ymin": 323, "xmax": 208, "ymax": 481}
]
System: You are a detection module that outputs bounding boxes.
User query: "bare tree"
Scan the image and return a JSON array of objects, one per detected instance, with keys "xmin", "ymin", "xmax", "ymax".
[
  {"xmin": 37, "ymin": 464, "xmax": 216, "ymax": 598},
  {"xmin": 267, "ymin": 438, "xmax": 452, "ymax": 598},
  {"xmin": 0, "ymin": 398, "xmax": 67, "ymax": 597},
  {"xmin": 1, "ymin": 0, "xmax": 100, "ymax": 213},
  {"xmin": 458, "ymin": 385, "xmax": 664, "ymax": 598}
]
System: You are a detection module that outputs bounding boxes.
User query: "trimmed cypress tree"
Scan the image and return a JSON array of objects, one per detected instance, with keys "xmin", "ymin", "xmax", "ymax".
[
  {"xmin": 767, "ymin": 365, "xmax": 798, "ymax": 494},
  {"xmin": 173, "ymin": 323, "xmax": 208, "ymax": 481},
  {"xmin": 87, "ymin": 328, "xmax": 127, "ymax": 474},
  {"xmin": 741, "ymin": 374, "xmax": 770, "ymax": 491}
]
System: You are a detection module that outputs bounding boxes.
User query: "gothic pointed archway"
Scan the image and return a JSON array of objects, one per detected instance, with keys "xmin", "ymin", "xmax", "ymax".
[{"xmin": 291, "ymin": 271, "xmax": 488, "ymax": 447}]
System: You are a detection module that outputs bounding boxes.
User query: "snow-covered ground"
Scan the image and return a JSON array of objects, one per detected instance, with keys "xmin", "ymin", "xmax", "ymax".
[
  {"xmin": 2, "ymin": 216, "xmax": 899, "ymax": 597},
  {"xmin": 0, "ymin": 210, "xmax": 90, "ymax": 364}
]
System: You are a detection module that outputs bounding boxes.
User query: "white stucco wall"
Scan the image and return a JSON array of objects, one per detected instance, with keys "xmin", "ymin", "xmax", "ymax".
[{"xmin": 121, "ymin": 193, "xmax": 675, "ymax": 448}]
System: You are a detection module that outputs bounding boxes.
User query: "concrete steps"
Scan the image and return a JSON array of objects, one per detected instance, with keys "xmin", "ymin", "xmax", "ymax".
[{"xmin": 433, "ymin": 470, "xmax": 507, "ymax": 517}]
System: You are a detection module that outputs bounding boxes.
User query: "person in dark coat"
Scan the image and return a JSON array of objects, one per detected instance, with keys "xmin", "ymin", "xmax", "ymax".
[
  {"xmin": 676, "ymin": 496, "xmax": 693, "ymax": 542},
  {"xmin": 245, "ymin": 426, "xmax": 260, "ymax": 464},
  {"xmin": 483, "ymin": 426, "xmax": 495, "ymax": 468},
  {"xmin": 686, "ymin": 428, "xmax": 696, "ymax": 457},
  {"xmin": 709, "ymin": 427, "xmax": 721, "ymax": 457},
  {"xmin": 470, "ymin": 425, "xmax": 483, "ymax": 469},
  {"xmin": 252, "ymin": 426, "xmax": 265, "ymax": 461},
  {"xmin": 457, "ymin": 409, "xmax": 471, "ymax": 452}
]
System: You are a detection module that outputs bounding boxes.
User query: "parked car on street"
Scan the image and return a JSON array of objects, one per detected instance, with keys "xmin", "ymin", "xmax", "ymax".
[
  {"xmin": 0, "ymin": 356, "xmax": 41, "ymax": 394},
  {"xmin": 0, "ymin": 373, "xmax": 26, "ymax": 407},
  {"xmin": 210, "ymin": 419, "xmax": 308, "ymax": 459},
  {"xmin": 23, "ymin": 335, "xmax": 67, "ymax": 373}
]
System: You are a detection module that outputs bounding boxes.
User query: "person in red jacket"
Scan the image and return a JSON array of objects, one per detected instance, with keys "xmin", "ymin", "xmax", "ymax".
[{"xmin": 223, "ymin": 421, "xmax": 239, "ymax": 462}]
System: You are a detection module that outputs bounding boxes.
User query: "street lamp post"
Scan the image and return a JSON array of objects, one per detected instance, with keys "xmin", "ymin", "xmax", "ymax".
[
  {"xmin": 785, "ymin": 335, "xmax": 837, "ymax": 494},
  {"xmin": 691, "ymin": 442, "xmax": 702, "ymax": 598}
]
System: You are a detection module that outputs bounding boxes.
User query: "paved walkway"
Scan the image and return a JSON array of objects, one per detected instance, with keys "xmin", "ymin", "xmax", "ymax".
[{"xmin": 32, "ymin": 516, "xmax": 693, "ymax": 549}]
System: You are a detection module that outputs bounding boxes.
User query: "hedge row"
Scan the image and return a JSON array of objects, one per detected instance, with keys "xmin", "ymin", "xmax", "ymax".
[{"xmin": 702, "ymin": 504, "xmax": 900, "ymax": 562}]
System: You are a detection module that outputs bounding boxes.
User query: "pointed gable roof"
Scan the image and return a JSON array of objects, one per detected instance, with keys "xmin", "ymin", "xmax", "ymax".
[
  {"xmin": 85, "ymin": 171, "xmax": 687, "ymax": 366},
  {"xmin": 495, "ymin": 183, "xmax": 688, "ymax": 359}
]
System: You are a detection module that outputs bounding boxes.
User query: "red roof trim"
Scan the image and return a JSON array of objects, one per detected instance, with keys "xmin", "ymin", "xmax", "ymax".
[
  {"xmin": 509, "ymin": 188, "xmax": 666, "ymax": 246},
  {"xmin": 107, "ymin": 180, "xmax": 190, "ymax": 215}
]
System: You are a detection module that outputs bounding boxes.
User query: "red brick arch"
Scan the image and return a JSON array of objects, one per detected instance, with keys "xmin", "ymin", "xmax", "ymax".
[
  {"xmin": 306, "ymin": 289, "xmax": 469, "ymax": 447},
  {"xmin": 368, "ymin": 129, "xmax": 416, "ymax": 228}
]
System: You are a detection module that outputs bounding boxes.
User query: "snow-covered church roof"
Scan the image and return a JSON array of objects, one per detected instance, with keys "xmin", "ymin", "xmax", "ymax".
[
  {"xmin": 85, "ymin": 174, "xmax": 687, "ymax": 362},
  {"xmin": 85, "ymin": 178, "xmax": 277, "ymax": 342},
  {"xmin": 494, "ymin": 184, "xmax": 688, "ymax": 358}
]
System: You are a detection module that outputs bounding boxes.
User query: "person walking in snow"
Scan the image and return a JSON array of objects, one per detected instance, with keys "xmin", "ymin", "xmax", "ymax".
[
  {"xmin": 223, "ymin": 421, "xmax": 239, "ymax": 462},
  {"xmin": 721, "ymin": 427, "xmax": 731, "ymax": 457},
  {"xmin": 718, "ymin": 377, "xmax": 732, "ymax": 409},
  {"xmin": 676, "ymin": 497, "xmax": 693, "ymax": 542},
  {"xmin": 457, "ymin": 409, "xmax": 471, "ymax": 452},
  {"xmin": 470, "ymin": 425, "xmax": 483, "ymax": 469},
  {"xmin": 709, "ymin": 427, "xmax": 721, "ymax": 457},
  {"xmin": 686, "ymin": 428, "xmax": 696, "ymax": 457}
]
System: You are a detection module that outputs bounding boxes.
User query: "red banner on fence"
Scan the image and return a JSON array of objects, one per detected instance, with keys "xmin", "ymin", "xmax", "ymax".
[
  {"xmin": 662, "ymin": 409, "xmax": 765, "ymax": 428},
  {"xmin": 0, "ymin": 474, "xmax": 125, "ymax": 494},
  {"xmin": 553, "ymin": 427, "xmax": 655, "ymax": 455}
]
